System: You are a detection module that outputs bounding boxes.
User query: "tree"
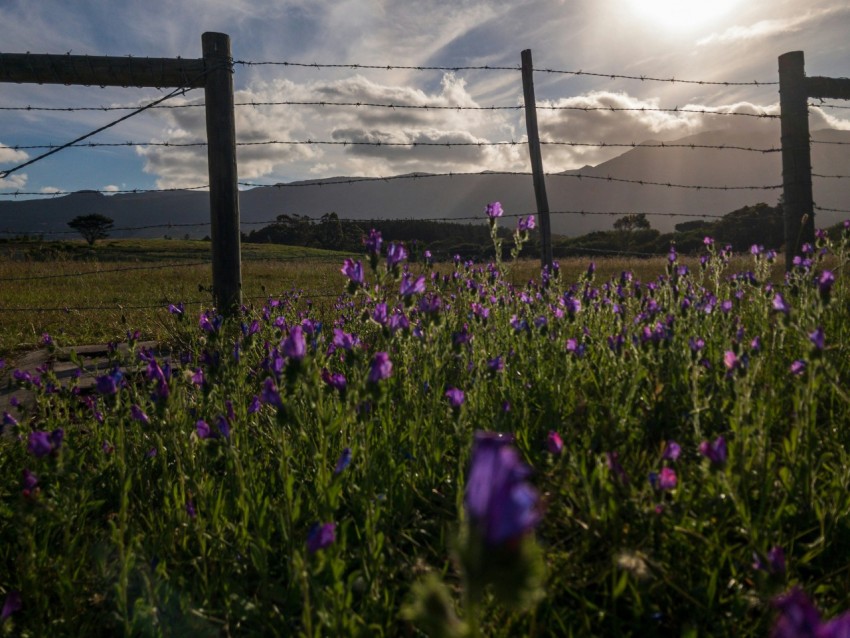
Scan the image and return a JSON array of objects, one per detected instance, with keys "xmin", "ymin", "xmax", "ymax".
[
  {"xmin": 613, "ymin": 213, "xmax": 651, "ymax": 232},
  {"xmin": 68, "ymin": 214, "xmax": 114, "ymax": 245}
]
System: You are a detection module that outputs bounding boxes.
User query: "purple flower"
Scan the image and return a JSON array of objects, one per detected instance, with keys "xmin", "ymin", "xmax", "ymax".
[
  {"xmin": 341, "ymin": 258, "xmax": 365, "ymax": 286},
  {"xmin": 191, "ymin": 368, "xmax": 205, "ymax": 386},
  {"xmin": 649, "ymin": 467, "xmax": 677, "ymax": 490},
  {"xmin": 306, "ymin": 522, "xmax": 336, "ymax": 553},
  {"xmin": 168, "ymin": 302, "xmax": 185, "ymax": 315},
  {"xmin": 96, "ymin": 370, "xmax": 122, "ymax": 395},
  {"xmin": 546, "ymin": 431, "xmax": 564, "ymax": 455},
  {"xmin": 196, "ymin": 419, "xmax": 212, "ymax": 439},
  {"xmin": 21, "ymin": 468, "xmax": 38, "ymax": 498},
  {"xmin": 368, "ymin": 352, "xmax": 392, "ymax": 384},
  {"xmin": 400, "ymin": 274, "xmax": 426, "ymax": 297},
  {"xmin": 27, "ymin": 431, "xmax": 53, "ymax": 458},
  {"xmin": 485, "ymin": 201, "xmax": 503, "ymax": 219},
  {"xmin": 445, "ymin": 387, "xmax": 465, "ymax": 408},
  {"xmin": 1, "ymin": 590, "xmax": 21, "ymax": 622},
  {"xmin": 321, "ymin": 368, "xmax": 347, "ymax": 392},
  {"xmin": 662, "ymin": 441, "xmax": 681, "ymax": 462},
  {"xmin": 364, "ymin": 228, "xmax": 382, "ymax": 255},
  {"xmin": 809, "ymin": 327, "xmax": 825, "ymax": 351},
  {"xmin": 282, "ymin": 325, "xmax": 307, "ymax": 361},
  {"xmin": 186, "ymin": 498, "xmax": 197, "ymax": 519},
  {"xmin": 260, "ymin": 377, "xmax": 283, "ymax": 408},
  {"xmin": 42, "ymin": 332, "xmax": 53, "ymax": 346},
  {"xmin": 517, "ymin": 215, "xmax": 536, "ymax": 232},
  {"xmin": 487, "ymin": 356, "xmax": 505, "ymax": 373},
  {"xmin": 772, "ymin": 293, "xmax": 791, "ymax": 315},
  {"xmin": 699, "ymin": 436, "xmax": 727, "ymax": 465},
  {"xmin": 248, "ymin": 395, "xmax": 262, "ymax": 413},
  {"xmin": 334, "ymin": 447, "xmax": 352, "ymax": 475},
  {"xmin": 130, "ymin": 404, "xmax": 150, "ymax": 424},
  {"xmin": 2, "ymin": 411, "xmax": 18, "ymax": 428},
  {"xmin": 464, "ymin": 431, "xmax": 541, "ymax": 546},
  {"xmin": 723, "ymin": 351, "xmax": 739, "ymax": 371},
  {"xmin": 817, "ymin": 270, "xmax": 835, "ymax": 298},
  {"xmin": 332, "ymin": 328, "xmax": 359, "ymax": 351},
  {"xmin": 790, "ymin": 359, "xmax": 807, "ymax": 376},
  {"xmin": 386, "ymin": 243, "xmax": 408, "ymax": 269},
  {"xmin": 215, "ymin": 415, "xmax": 231, "ymax": 439},
  {"xmin": 754, "ymin": 545, "xmax": 786, "ymax": 575}
]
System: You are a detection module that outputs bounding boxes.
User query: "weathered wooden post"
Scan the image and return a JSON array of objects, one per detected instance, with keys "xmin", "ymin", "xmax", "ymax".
[
  {"xmin": 521, "ymin": 49, "xmax": 554, "ymax": 271},
  {"xmin": 203, "ymin": 32, "xmax": 242, "ymax": 311},
  {"xmin": 778, "ymin": 51, "xmax": 815, "ymax": 271}
]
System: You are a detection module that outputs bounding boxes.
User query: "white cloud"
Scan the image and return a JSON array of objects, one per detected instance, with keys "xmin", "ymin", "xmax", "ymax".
[
  {"xmin": 697, "ymin": 8, "xmax": 843, "ymax": 46},
  {"xmin": 0, "ymin": 173, "xmax": 27, "ymax": 190},
  {"xmin": 0, "ymin": 144, "xmax": 28, "ymax": 164},
  {"xmin": 103, "ymin": 184, "xmax": 120, "ymax": 192},
  {"xmin": 40, "ymin": 186, "xmax": 62, "ymax": 194}
]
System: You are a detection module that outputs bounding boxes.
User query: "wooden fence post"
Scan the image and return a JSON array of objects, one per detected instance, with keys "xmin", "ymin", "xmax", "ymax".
[
  {"xmin": 778, "ymin": 51, "xmax": 815, "ymax": 271},
  {"xmin": 203, "ymin": 32, "xmax": 242, "ymax": 311},
  {"xmin": 521, "ymin": 49, "xmax": 554, "ymax": 271}
]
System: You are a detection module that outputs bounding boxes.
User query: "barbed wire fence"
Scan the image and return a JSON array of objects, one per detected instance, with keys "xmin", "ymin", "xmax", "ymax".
[{"xmin": 0, "ymin": 40, "xmax": 848, "ymax": 318}]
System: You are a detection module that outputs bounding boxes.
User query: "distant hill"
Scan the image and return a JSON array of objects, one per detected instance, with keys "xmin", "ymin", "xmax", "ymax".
[{"xmin": 1, "ymin": 127, "xmax": 848, "ymax": 240}]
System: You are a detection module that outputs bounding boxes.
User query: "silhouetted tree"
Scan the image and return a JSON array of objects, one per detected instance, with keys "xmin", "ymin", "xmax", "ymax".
[
  {"xmin": 67, "ymin": 214, "xmax": 114, "ymax": 245},
  {"xmin": 613, "ymin": 213, "xmax": 651, "ymax": 232}
]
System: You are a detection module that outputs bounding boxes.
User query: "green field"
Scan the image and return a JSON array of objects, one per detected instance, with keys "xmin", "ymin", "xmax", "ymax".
[{"xmin": 0, "ymin": 230, "xmax": 847, "ymax": 636}]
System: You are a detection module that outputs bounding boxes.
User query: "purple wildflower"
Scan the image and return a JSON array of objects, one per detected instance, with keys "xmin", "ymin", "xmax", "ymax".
[
  {"xmin": 130, "ymin": 404, "xmax": 149, "ymax": 424},
  {"xmin": 699, "ymin": 436, "xmax": 727, "ymax": 465},
  {"xmin": 27, "ymin": 431, "xmax": 53, "ymax": 458},
  {"xmin": 364, "ymin": 228, "xmax": 382, "ymax": 255},
  {"xmin": 650, "ymin": 467, "xmax": 677, "ymax": 490},
  {"xmin": 96, "ymin": 370, "xmax": 122, "ymax": 395},
  {"xmin": 368, "ymin": 352, "xmax": 392, "ymax": 384},
  {"xmin": 248, "ymin": 395, "xmax": 262, "ymax": 413},
  {"xmin": 282, "ymin": 325, "xmax": 307, "ymax": 361},
  {"xmin": 321, "ymin": 368, "xmax": 347, "ymax": 392},
  {"xmin": 306, "ymin": 522, "xmax": 336, "ymax": 553},
  {"xmin": 546, "ymin": 431, "xmax": 564, "ymax": 455},
  {"xmin": 485, "ymin": 201, "xmax": 503, "ymax": 219},
  {"xmin": 754, "ymin": 545, "xmax": 786, "ymax": 575},
  {"xmin": 186, "ymin": 498, "xmax": 197, "ymax": 519},
  {"xmin": 196, "ymin": 419, "xmax": 212, "ymax": 439},
  {"xmin": 790, "ymin": 359, "xmax": 807, "ymax": 376},
  {"xmin": 260, "ymin": 377, "xmax": 283, "ymax": 408},
  {"xmin": 1, "ymin": 590, "xmax": 21, "ymax": 622},
  {"xmin": 341, "ymin": 258, "xmax": 365, "ymax": 286},
  {"xmin": 445, "ymin": 387, "xmax": 465, "ymax": 408},
  {"xmin": 400, "ymin": 274, "xmax": 426, "ymax": 297},
  {"xmin": 2, "ymin": 411, "xmax": 18, "ymax": 428},
  {"xmin": 517, "ymin": 215, "xmax": 536, "ymax": 232},
  {"xmin": 809, "ymin": 327, "xmax": 825, "ymax": 351},
  {"xmin": 606, "ymin": 451, "xmax": 629, "ymax": 484},
  {"xmin": 332, "ymin": 328, "xmax": 359, "ymax": 351},
  {"xmin": 487, "ymin": 356, "xmax": 505, "ymax": 373},
  {"xmin": 334, "ymin": 447, "xmax": 352, "ymax": 475},
  {"xmin": 386, "ymin": 243, "xmax": 408, "ymax": 269},
  {"xmin": 662, "ymin": 441, "xmax": 681, "ymax": 462},
  {"xmin": 464, "ymin": 431, "xmax": 541, "ymax": 546},
  {"xmin": 723, "ymin": 351, "xmax": 740, "ymax": 371},
  {"xmin": 772, "ymin": 293, "xmax": 791, "ymax": 315},
  {"xmin": 191, "ymin": 368, "xmax": 205, "ymax": 386}
]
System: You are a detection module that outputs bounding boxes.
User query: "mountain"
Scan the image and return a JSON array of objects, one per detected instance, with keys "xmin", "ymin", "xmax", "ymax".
[{"xmin": 2, "ymin": 127, "xmax": 848, "ymax": 240}]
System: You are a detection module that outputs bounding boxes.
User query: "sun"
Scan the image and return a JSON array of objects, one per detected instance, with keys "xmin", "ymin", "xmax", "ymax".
[{"xmin": 626, "ymin": 0, "xmax": 739, "ymax": 32}]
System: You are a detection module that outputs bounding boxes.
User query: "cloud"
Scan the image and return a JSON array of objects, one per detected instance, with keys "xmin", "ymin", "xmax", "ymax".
[
  {"xmin": 0, "ymin": 144, "xmax": 28, "ymax": 164},
  {"xmin": 103, "ymin": 184, "xmax": 120, "ymax": 192},
  {"xmin": 40, "ymin": 186, "xmax": 62, "ymax": 194},
  {"xmin": 697, "ymin": 8, "xmax": 844, "ymax": 46},
  {"xmin": 0, "ymin": 173, "xmax": 27, "ymax": 191}
]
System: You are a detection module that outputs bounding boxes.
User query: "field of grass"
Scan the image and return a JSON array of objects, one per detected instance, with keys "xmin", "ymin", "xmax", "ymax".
[{"xmin": 0, "ymin": 224, "xmax": 848, "ymax": 636}]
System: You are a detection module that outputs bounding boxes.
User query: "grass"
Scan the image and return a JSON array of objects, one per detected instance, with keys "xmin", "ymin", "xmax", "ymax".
[{"xmin": 0, "ymin": 229, "xmax": 845, "ymax": 636}]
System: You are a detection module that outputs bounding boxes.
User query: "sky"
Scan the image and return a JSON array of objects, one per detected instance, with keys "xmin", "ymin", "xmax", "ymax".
[{"xmin": 0, "ymin": 0, "xmax": 848, "ymax": 198}]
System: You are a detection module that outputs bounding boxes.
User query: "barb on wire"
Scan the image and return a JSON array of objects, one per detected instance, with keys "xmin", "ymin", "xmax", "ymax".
[
  {"xmin": 232, "ymin": 59, "xmax": 777, "ymax": 86},
  {"xmin": 812, "ymin": 173, "xmax": 850, "ymax": 179},
  {"xmin": 814, "ymin": 205, "xmax": 850, "ymax": 215}
]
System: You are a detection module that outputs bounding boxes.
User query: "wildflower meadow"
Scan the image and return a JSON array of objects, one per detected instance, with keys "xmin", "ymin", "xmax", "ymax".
[{"xmin": 1, "ymin": 206, "xmax": 850, "ymax": 636}]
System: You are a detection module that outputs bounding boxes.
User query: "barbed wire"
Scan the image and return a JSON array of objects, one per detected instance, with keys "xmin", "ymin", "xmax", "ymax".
[
  {"xmin": 0, "ymin": 83, "xmax": 209, "ymax": 180},
  {"xmin": 814, "ymin": 204, "xmax": 850, "ymax": 214},
  {"xmin": 0, "ymin": 100, "xmax": 780, "ymax": 119},
  {"xmin": 3, "ymin": 138, "xmax": 785, "ymax": 153},
  {"xmin": 238, "ymin": 171, "xmax": 782, "ymax": 191},
  {"xmin": 812, "ymin": 173, "xmax": 850, "ymax": 179},
  {"xmin": 232, "ymin": 59, "xmax": 777, "ymax": 86}
]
